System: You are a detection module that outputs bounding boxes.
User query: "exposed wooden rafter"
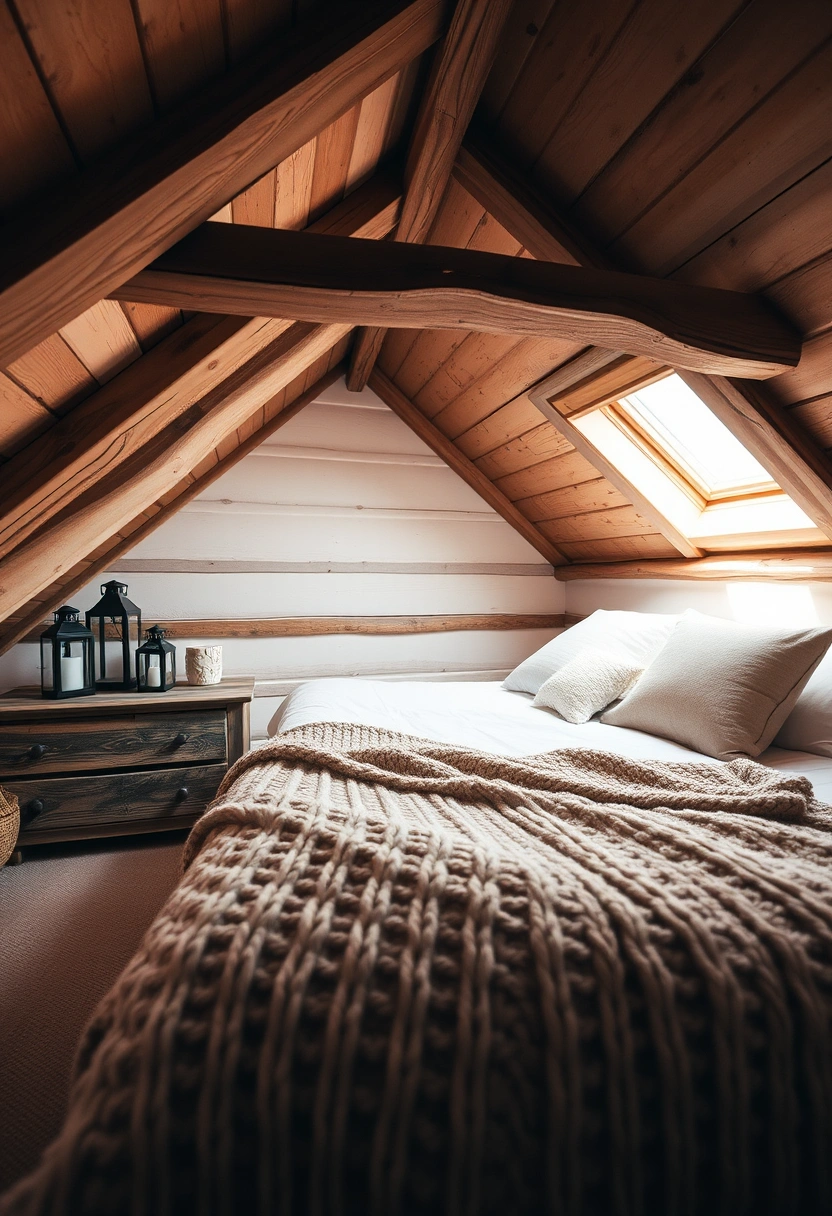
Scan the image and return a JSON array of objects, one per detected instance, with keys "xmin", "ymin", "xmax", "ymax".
[
  {"xmin": 0, "ymin": 0, "xmax": 443, "ymax": 369},
  {"xmin": 0, "ymin": 174, "xmax": 399, "ymax": 580},
  {"xmin": 458, "ymin": 136, "xmax": 832, "ymax": 551},
  {"xmin": 117, "ymin": 222, "xmax": 801, "ymax": 379},
  {"xmin": 0, "ymin": 322, "xmax": 350, "ymax": 626},
  {"xmin": 368, "ymin": 369, "xmax": 567, "ymax": 566},
  {"xmin": 0, "ymin": 361, "xmax": 346, "ymax": 655},
  {"xmin": 346, "ymin": 0, "xmax": 513, "ymax": 391}
]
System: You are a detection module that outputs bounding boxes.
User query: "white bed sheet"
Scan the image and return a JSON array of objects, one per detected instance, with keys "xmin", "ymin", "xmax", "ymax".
[{"xmin": 271, "ymin": 679, "xmax": 832, "ymax": 802}]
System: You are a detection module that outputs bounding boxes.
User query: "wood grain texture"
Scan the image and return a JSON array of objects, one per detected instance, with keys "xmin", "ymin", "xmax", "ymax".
[
  {"xmin": 555, "ymin": 548, "xmax": 832, "ymax": 581},
  {"xmin": 19, "ymin": 613, "xmax": 569, "ymax": 641},
  {"xmin": 0, "ymin": 0, "xmax": 444, "ymax": 368},
  {"xmin": 453, "ymin": 137, "xmax": 601, "ymax": 268},
  {"xmin": 680, "ymin": 372, "xmax": 832, "ymax": 543},
  {"xmin": 0, "ymin": 0, "xmax": 77, "ymax": 215},
  {"xmin": 0, "ymin": 321, "xmax": 349, "ymax": 622},
  {"xmin": 0, "ymin": 174, "xmax": 398, "ymax": 573},
  {"xmin": 5, "ymin": 335, "xmax": 97, "ymax": 414},
  {"xmin": 0, "ymin": 372, "xmax": 53, "ymax": 458},
  {"xmin": 347, "ymin": 0, "xmax": 513, "ymax": 389},
  {"xmin": 0, "ymin": 710, "xmax": 227, "ymax": 776},
  {"xmin": 120, "ymin": 223, "xmax": 802, "ymax": 378},
  {"xmin": 0, "ymin": 360, "xmax": 346, "ymax": 657},
  {"xmin": 529, "ymin": 377, "xmax": 702, "ymax": 558},
  {"xmin": 369, "ymin": 367, "xmax": 567, "ymax": 565},
  {"xmin": 13, "ymin": 0, "xmax": 154, "ymax": 162},
  {"xmin": 12, "ymin": 764, "xmax": 222, "ymax": 841},
  {"xmin": 462, "ymin": 132, "xmax": 832, "ymax": 554}
]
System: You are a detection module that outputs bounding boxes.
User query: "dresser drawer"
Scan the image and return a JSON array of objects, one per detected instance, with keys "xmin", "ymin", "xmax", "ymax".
[
  {"xmin": 11, "ymin": 763, "xmax": 225, "ymax": 842},
  {"xmin": 0, "ymin": 711, "xmax": 227, "ymax": 777}
]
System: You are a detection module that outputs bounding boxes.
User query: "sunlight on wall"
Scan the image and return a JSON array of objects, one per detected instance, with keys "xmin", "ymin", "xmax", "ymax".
[{"xmin": 725, "ymin": 583, "xmax": 820, "ymax": 627}]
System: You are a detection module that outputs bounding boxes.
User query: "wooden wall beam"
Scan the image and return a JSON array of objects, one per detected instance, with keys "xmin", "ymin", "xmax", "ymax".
[
  {"xmin": 0, "ymin": 0, "xmax": 440, "ymax": 369},
  {"xmin": 19, "ymin": 613, "xmax": 567, "ymax": 645},
  {"xmin": 555, "ymin": 549, "xmax": 832, "ymax": 582},
  {"xmin": 0, "ymin": 362, "xmax": 345, "ymax": 656},
  {"xmin": 459, "ymin": 136, "xmax": 832, "ymax": 548},
  {"xmin": 118, "ymin": 223, "xmax": 801, "ymax": 379},
  {"xmin": 0, "ymin": 321, "xmax": 350, "ymax": 624},
  {"xmin": 346, "ymin": 0, "xmax": 513, "ymax": 390},
  {"xmin": 368, "ymin": 368, "xmax": 567, "ymax": 566},
  {"xmin": 0, "ymin": 174, "xmax": 400, "ymax": 570}
]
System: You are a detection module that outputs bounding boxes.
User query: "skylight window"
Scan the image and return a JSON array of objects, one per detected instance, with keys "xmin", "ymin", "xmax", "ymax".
[{"xmin": 613, "ymin": 375, "xmax": 778, "ymax": 501}]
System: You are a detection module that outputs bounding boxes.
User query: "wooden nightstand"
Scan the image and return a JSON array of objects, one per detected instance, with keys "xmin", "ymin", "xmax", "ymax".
[{"xmin": 0, "ymin": 679, "xmax": 254, "ymax": 848}]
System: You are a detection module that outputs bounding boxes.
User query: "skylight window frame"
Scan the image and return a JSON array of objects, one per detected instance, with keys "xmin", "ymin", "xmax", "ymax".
[{"xmin": 606, "ymin": 375, "xmax": 780, "ymax": 507}]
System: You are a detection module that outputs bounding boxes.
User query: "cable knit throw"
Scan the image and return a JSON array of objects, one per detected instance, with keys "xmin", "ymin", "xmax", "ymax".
[{"xmin": 4, "ymin": 722, "xmax": 832, "ymax": 1216}]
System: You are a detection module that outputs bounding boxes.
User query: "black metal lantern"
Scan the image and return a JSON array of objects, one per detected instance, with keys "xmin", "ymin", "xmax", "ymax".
[
  {"xmin": 86, "ymin": 580, "xmax": 141, "ymax": 691},
  {"xmin": 136, "ymin": 626, "xmax": 176, "ymax": 692},
  {"xmin": 40, "ymin": 606, "xmax": 95, "ymax": 699}
]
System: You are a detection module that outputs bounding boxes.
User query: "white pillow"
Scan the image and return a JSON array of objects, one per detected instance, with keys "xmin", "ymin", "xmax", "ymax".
[
  {"xmin": 775, "ymin": 646, "xmax": 832, "ymax": 756},
  {"xmin": 533, "ymin": 649, "xmax": 644, "ymax": 723},
  {"xmin": 503, "ymin": 609, "xmax": 679, "ymax": 696},
  {"xmin": 602, "ymin": 610, "xmax": 832, "ymax": 760}
]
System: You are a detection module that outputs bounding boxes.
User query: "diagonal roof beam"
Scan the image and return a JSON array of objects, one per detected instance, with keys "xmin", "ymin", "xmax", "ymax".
[
  {"xmin": 117, "ymin": 222, "xmax": 800, "ymax": 378},
  {"xmin": 368, "ymin": 368, "xmax": 567, "ymax": 567},
  {"xmin": 457, "ymin": 133, "xmax": 832, "ymax": 548},
  {"xmin": 346, "ymin": 0, "xmax": 513, "ymax": 391},
  {"xmin": 0, "ymin": 321, "xmax": 350, "ymax": 624},
  {"xmin": 0, "ymin": 0, "xmax": 443, "ymax": 369},
  {"xmin": 0, "ymin": 173, "xmax": 400, "ymax": 573},
  {"xmin": 0, "ymin": 361, "xmax": 346, "ymax": 656}
]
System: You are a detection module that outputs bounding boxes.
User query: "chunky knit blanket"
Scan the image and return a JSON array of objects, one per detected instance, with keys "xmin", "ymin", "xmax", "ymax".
[{"xmin": 4, "ymin": 722, "xmax": 832, "ymax": 1216}]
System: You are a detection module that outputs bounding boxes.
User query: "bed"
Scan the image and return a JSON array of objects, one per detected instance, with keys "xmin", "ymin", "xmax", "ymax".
[
  {"xmin": 273, "ymin": 677, "xmax": 832, "ymax": 802},
  {"xmin": 3, "ymin": 675, "xmax": 832, "ymax": 1216}
]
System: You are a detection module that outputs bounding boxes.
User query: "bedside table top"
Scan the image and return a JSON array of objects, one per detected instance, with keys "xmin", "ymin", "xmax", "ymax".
[{"xmin": 0, "ymin": 677, "xmax": 255, "ymax": 721}]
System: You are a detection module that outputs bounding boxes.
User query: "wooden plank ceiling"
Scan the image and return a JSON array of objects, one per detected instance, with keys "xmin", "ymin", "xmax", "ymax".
[{"xmin": 1, "ymin": 0, "xmax": 832, "ymax": 649}]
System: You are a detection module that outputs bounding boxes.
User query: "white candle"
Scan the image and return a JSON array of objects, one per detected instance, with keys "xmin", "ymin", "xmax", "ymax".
[
  {"xmin": 61, "ymin": 655, "xmax": 84, "ymax": 692},
  {"xmin": 146, "ymin": 665, "xmax": 162, "ymax": 688}
]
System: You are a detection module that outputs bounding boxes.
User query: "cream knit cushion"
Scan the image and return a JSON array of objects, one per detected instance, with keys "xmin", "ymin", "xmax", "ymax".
[
  {"xmin": 533, "ymin": 649, "xmax": 644, "ymax": 723},
  {"xmin": 503, "ymin": 609, "xmax": 679, "ymax": 696},
  {"xmin": 602, "ymin": 610, "xmax": 832, "ymax": 760}
]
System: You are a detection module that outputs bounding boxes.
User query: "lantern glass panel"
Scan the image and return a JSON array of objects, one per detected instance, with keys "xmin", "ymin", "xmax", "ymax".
[
  {"xmin": 136, "ymin": 626, "xmax": 176, "ymax": 693},
  {"xmin": 85, "ymin": 580, "xmax": 141, "ymax": 691},
  {"xmin": 40, "ymin": 606, "xmax": 96, "ymax": 699}
]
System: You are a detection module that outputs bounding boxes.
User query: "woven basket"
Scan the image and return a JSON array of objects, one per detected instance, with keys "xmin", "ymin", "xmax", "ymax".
[{"xmin": 0, "ymin": 784, "xmax": 20, "ymax": 867}]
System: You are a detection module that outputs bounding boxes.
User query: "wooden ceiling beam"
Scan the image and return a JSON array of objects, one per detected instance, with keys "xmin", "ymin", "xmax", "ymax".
[
  {"xmin": 459, "ymin": 135, "xmax": 832, "ymax": 547},
  {"xmin": 116, "ymin": 223, "xmax": 801, "ymax": 379},
  {"xmin": 0, "ymin": 361, "xmax": 345, "ymax": 656},
  {"xmin": 556, "ymin": 549, "xmax": 832, "ymax": 582},
  {"xmin": 0, "ymin": 321, "xmax": 350, "ymax": 624},
  {"xmin": 346, "ymin": 0, "xmax": 513, "ymax": 391},
  {"xmin": 368, "ymin": 368, "xmax": 568, "ymax": 566},
  {"xmin": 0, "ymin": 174, "xmax": 400, "ymax": 571},
  {"xmin": 0, "ymin": 0, "xmax": 441, "ymax": 370}
]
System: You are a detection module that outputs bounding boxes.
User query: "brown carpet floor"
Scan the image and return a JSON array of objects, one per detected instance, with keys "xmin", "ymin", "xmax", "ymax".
[{"xmin": 0, "ymin": 832, "xmax": 186, "ymax": 1194}]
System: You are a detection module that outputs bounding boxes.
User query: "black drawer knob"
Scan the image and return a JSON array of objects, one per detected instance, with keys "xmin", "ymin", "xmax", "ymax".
[
  {"xmin": 173, "ymin": 733, "xmax": 188, "ymax": 747},
  {"xmin": 175, "ymin": 787, "xmax": 189, "ymax": 802},
  {"xmin": 28, "ymin": 799, "xmax": 45, "ymax": 817},
  {"xmin": 28, "ymin": 743, "xmax": 47, "ymax": 759}
]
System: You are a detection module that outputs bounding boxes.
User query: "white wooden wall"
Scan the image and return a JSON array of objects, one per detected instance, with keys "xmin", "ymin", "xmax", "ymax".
[{"xmin": 1, "ymin": 378, "xmax": 563, "ymax": 736}]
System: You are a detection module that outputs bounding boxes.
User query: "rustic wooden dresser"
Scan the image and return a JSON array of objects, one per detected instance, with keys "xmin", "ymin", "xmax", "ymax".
[{"xmin": 0, "ymin": 679, "xmax": 254, "ymax": 848}]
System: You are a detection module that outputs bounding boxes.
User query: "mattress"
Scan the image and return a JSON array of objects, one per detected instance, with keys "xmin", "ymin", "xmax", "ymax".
[{"xmin": 271, "ymin": 677, "xmax": 832, "ymax": 802}]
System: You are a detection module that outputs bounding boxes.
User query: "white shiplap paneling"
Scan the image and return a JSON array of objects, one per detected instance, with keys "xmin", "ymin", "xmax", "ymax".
[{"xmin": 0, "ymin": 380, "xmax": 562, "ymax": 718}]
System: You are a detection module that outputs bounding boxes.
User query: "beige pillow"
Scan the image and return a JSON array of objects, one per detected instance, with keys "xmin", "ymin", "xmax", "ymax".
[
  {"xmin": 601, "ymin": 610, "xmax": 832, "ymax": 760},
  {"xmin": 533, "ymin": 649, "xmax": 643, "ymax": 724}
]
